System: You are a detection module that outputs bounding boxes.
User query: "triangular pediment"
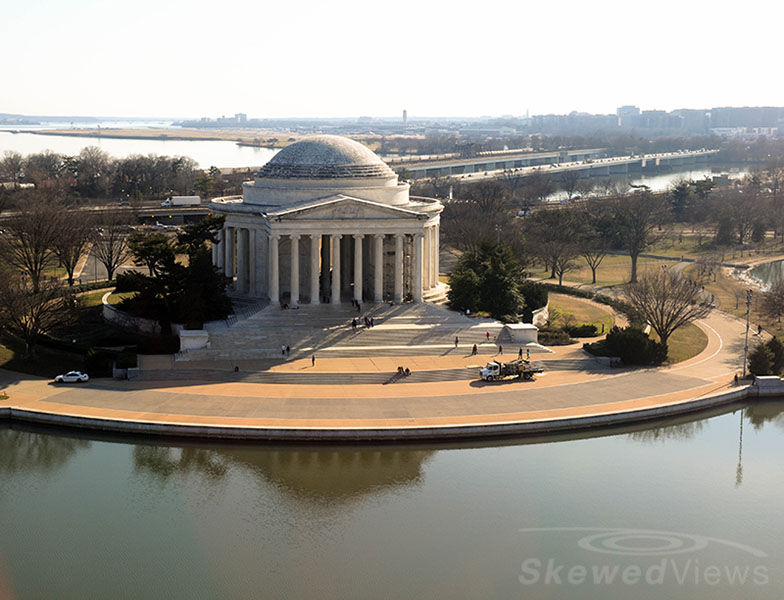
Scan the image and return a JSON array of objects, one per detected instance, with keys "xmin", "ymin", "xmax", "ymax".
[{"xmin": 265, "ymin": 195, "xmax": 426, "ymax": 221}]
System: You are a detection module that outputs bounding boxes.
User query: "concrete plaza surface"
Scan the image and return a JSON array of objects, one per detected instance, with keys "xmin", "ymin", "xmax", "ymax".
[{"xmin": 0, "ymin": 307, "xmax": 769, "ymax": 441}]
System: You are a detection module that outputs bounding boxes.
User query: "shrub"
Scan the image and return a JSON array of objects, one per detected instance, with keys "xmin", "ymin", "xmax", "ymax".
[
  {"xmin": 767, "ymin": 337, "xmax": 784, "ymax": 374},
  {"xmin": 586, "ymin": 326, "xmax": 667, "ymax": 366},
  {"xmin": 537, "ymin": 328, "xmax": 573, "ymax": 346},
  {"xmin": 567, "ymin": 323, "xmax": 599, "ymax": 338},
  {"xmin": 115, "ymin": 352, "xmax": 138, "ymax": 369},
  {"xmin": 748, "ymin": 343, "xmax": 774, "ymax": 376},
  {"xmin": 114, "ymin": 271, "xmax": 146, "ymax": 293},
  {"xmin": 83, "ymin": 348, "xmax": 115, "ymax": 377}
]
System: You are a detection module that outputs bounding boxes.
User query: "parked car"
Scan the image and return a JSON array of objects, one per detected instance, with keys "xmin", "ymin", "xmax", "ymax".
[{"xmin": 54, "ymin": 371, "xmax": 89, "ymax": 383}]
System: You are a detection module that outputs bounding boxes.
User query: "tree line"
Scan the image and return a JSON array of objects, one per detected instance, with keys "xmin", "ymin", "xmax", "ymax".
[{"xmin": 0, "ymin": 147, "xmax": 251, "ymax": 203}]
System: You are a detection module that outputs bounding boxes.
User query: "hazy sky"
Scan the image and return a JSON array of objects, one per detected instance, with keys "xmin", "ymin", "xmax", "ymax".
[{"xmin": 2, "ymin": 0, "xmax": 782, "ymax": 119}]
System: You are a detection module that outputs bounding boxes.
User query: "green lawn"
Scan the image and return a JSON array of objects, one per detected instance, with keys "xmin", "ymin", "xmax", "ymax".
[
  {"xmin": 652, "ymin": 323, "xmax": 708, "ymax": 364},
  {"xmin": 0, "ymin": 340, "xmax": 85, "ymax": 378},
  {"xmin": 548, "ymin": 293, "xmax": 615, "ymax": 333}
]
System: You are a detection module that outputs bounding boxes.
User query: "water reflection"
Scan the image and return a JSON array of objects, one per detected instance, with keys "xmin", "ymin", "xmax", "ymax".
[
  {"xmin": 133, "ymin": 445, "xmax": 228, "ymax": 480},
  {"xmin": 0, "ymin": 427, "xmax": 90, "ymax": 475},
  {"xmin": 130, "ymin": 442, "xmax": 435, "ymax": 505},
  {"xmin": 745, "ymin": 400, "xmax": 784, "ymax": 430},
  {"xmin": 626, "ymin": 420, "xmax": 706, "ymax": 443},
  {"xmin": 225, "ymin": 447, "xmax": 435, "ymax": 504},
  {"xmin": 749, "ymin": 259, "xmax": 784, "ymax": 287}
]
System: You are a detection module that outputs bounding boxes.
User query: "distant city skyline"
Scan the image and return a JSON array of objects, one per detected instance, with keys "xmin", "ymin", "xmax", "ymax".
[{"xmin": 2, "ymin": 0, "xmax": 782, "ymax": 119}]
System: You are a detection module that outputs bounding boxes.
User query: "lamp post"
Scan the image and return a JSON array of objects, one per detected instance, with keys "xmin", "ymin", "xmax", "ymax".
[{"xmin": 742, "ymin": 289, "xmax": 753, "ymax": 378}]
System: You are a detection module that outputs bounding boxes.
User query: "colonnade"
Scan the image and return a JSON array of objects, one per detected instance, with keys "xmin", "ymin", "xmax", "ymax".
[{"xmin": 213, "ymin": 224, "xmax": 440, "ymax": 305}]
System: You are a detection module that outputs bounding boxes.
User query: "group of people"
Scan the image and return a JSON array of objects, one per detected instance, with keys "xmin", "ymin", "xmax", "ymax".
[
  {"xmin": 280, "ymin": 344, "xmax": 290, "ymax": 357},
  {"xmin": 351, "ymin": 298, "xmax": 361, "ymax": 312},
  {"xmin": 352, "ymin": 316, "xmax": 375, "ymax": 330},
  {"xmin": 396, "ymin": 366, "xmax": 411, "ymax": 377}
]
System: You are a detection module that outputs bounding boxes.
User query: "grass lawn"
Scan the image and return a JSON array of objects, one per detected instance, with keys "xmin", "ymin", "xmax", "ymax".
[
  {"xmin": 0, "ymin": 340, "xmax": 84, "ymax": 378},
  {"xmin": 79, "ymin": 288, "xmax": 116, "ymax": 307},
  {"xmin": 652, "ymin": 323, "xmax": 708, "ymax": 364},
  {"xmin": 106, "ymin": 291, "xmax": 136, "ymax": 305},
  {"xmin": 548, "ymin": 293, "xmax": 615, "ymax": 333},
  {"xmin": 530, "ymin": 255, "xmax": 675, "ymax": 288}
]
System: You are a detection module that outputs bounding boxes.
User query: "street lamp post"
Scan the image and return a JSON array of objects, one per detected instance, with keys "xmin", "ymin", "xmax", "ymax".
[{"xmin": 742, "ymin": 289, "xmax": 753, "ymax": 378}]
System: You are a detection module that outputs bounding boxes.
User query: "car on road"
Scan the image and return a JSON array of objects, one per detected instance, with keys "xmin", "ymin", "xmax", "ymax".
[{"xmin": 54, "ymin": 371, "xmax": 90, "ymax": 384}]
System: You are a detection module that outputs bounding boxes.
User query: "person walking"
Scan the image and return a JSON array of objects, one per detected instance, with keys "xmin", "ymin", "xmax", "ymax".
[
  {"xmin": 518, "ymin": 348, "xmax": 523, "ymax": 360},
  {"xmin": 498, "ymin": 345, "xmax": 503, "ymax": 355},
  {"xmin": 312, "ymin": 355, "xmax": 316, "ymax": 367},
  {"xmin": 281, "ymin": 344, "xmax": 286, "ymax": 357},
  {"xmin": 286, "ymin": 345, "xmax": 290, "ymax": 357},
  {"xmin": 454, "ymin": 336, "xmax": 459, "ymax": 348},
  {"xmin": 526, "ymin": 348, "xmax": 530, "ymax": 361},
  {"xmin": 472, "ymin": 344, "xmax": 478, "ymax": 355},
  {"xmin": 486, "ymin": 331, "xmax": 490, "ymax": 342}
]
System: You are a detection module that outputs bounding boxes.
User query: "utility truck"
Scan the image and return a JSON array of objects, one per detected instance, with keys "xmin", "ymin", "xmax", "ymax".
[
  {"xmin": 479, "ymin": 359, "xmax": 543, "ymax": 382},
  {"xmin": 161, "ymin": 195, "xmax": 201, "ymax": 207}
]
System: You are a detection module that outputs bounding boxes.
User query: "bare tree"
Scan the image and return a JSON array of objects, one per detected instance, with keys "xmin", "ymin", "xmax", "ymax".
[
  {"xmin": 92, "ymin": 211, "xmax": 131, "ymax": 281},
  {"xmin": 524, "ymin": 207, "xmax": 581, "ymax": 283},
  {"xmin": 0, "ymin": 151, "xmax": 25, "ymax": 186},
  {"xmin": 761, "ymin": 282, "xmax": 784, "ymax": 323},
  {"xmin": 52, "ymin": 210, "xmax": 95, "ymax": 286},
  {"xmin": 560, "ymin": 170, "xmax": 581, "ymax": 200},
  {"xmin": 624, "ymin": 268, "xmax": 713, "ymax": 349},
  {"xmin": 0, "ymin": 273, "xmax": 79, "ymax": 357},
  {"xmin": 0, "ymin": 192, "xmax": 62, "ymax": 293},
  {"xmin": 520, "ymin": 169, "xmax": 555, "ymax": 205},
  {"xmin": 610, "ymin": 192, "xmax": 669, "ymax": 282}
]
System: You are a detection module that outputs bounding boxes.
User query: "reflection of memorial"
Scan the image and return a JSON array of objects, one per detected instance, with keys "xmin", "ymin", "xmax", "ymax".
[
  {"xmin": 226, "ymin": 448, "xmax": 435, "ymax": 503},
  {"xmin": 131, "ymin": 442, "xmax": 435, "ymax": 504}
]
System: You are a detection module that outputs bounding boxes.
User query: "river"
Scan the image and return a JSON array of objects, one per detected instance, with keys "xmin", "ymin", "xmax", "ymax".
[
  {"xmin": 1, "ymin": 401, "xmax": 783, "ymax": 599},
  {"xmin": 0, "ymin": 123, "xmax": 748, "ymax": 185}
]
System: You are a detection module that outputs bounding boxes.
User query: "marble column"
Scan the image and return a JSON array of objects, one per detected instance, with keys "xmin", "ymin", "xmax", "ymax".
[
  {"xmin": 423, "ymin": 227, "xmax": 431, "ymax": 291},
  {"xmin": 212, "ymin": 230, "xmax": 220, "ymax": 268},
  {"xmin": 248, "ymin": 228, "xmax": 257, "ymax": 296},
  {"xmin": 413, "ymin": 232, "xmax": 423, "ymax": 302},
  {"xmin": 310, "ymin": 234, "xmax": 320, "ymax": 304},
  {"xmin": 433, "ymin": 224, "xmax": 441, "ymax": 286},
  {"xmin": 320, "ymin": 234, "xmax": 330, "ymax": 297},
  {"xmin": 331, "ymin": 234, "xmax": 342, "ymax": 304},
  {"xmin": 238, "ymin": 228, "xmax": 249, "ymax": 293},
  {"xmin": 290, "ymin": 234, "xmax": 300, "ymax": 306},
  {"xmin": 353, "ymin": 234, "xmax": 364, "ymax": 303},
  {"xmin": 268, "ymin": 234, "xmax": 279, "ymax": 304},
  {"xmin": 224, "ymin": 227, "xmax": 234, "ymax": 279},
  {"xmin": 373, "ymin": 234, "xmax": 384, "ymax": 302},
  {"xmin": 394, "ymin": 234, "xmax": 404, "ymax": 304}
]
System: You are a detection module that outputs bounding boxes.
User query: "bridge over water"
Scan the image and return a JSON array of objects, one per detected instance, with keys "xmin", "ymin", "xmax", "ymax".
[{"xmin": 394, "ymin": 149, "xmax": 720, "ymax": 180}]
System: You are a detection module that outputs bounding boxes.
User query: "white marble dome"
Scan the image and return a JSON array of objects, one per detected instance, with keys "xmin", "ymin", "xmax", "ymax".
[
  {"xmin": 242, "ymin": 135, "xmax": 408, "ymax": 207},
  {"xmin": 257, "ymin": 135, "xmax": 395, "ymax": 179}
]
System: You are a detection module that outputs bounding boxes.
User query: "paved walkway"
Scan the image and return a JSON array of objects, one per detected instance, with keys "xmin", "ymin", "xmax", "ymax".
[{"xmin": 0, "ymin": 303, "xmax": 759, "ymax": 440}]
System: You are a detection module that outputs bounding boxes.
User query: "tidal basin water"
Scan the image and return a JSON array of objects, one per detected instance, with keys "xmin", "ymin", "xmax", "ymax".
[
  {"xmin": 2, "ymin": 401, "xmax": 783, "ymax": 599},
  {"xmin": 750, "ymin": 259, "xmax": 784, "ymax": 287}
]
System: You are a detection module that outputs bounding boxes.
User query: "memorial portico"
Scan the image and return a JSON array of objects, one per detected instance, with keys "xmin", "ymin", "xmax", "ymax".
[{"xmin": 210, "ymin": 136, "xmax": 444, "ymax": 306}]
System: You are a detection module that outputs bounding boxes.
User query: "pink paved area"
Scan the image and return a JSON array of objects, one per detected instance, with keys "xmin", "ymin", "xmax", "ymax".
[{"xmin": 0, "ymin": 308, "xmax": 757, "ymax": 440}]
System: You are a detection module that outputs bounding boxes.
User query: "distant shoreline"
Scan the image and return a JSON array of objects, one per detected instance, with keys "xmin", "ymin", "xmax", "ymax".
[{"xmin": 0, "ymin": 127, "xmax": 292, "ymax": 148}]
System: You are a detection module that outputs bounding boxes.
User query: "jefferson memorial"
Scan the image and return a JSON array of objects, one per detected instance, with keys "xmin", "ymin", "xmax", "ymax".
[{"xmin": 210, "ymin": 136, "xmax": 444, "ymax": 305}]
